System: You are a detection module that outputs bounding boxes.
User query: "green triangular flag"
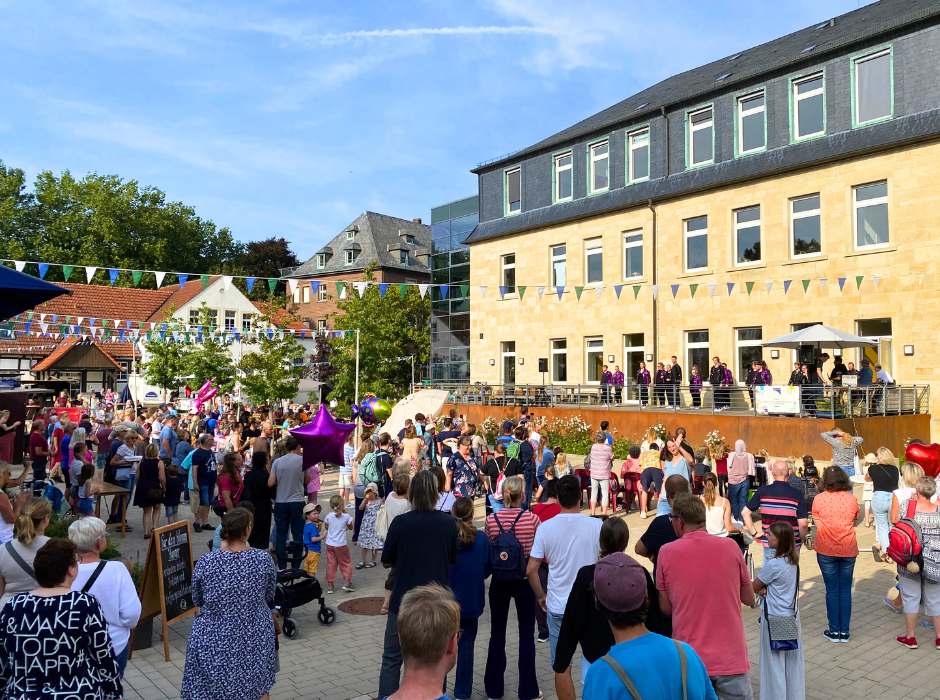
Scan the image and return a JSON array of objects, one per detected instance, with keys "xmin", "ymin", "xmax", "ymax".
[
  {"xmin": 632, "ymin": 286, "xmax": 641, "ymax": 299},
  {"xmin": 856, "ymin": 275, "xmax": 864, "ymax": 290},
  {"xmin": 574, "ymin": 286, "xmax": 584, "ymax": 300},
  {"xmin": 689, "ymin": 284, "xmax": 698, "ymax": 297},
  {"xmin": 398, "ymin": 284, "xmax": 408, "ymax": 299},
  {"xmin": 460, "ymin": 285, "xmax": 469, "ymax": 298},
  {"xmin": 27, "ymin": 313, "xmax": 33, "ymax": 320},
  {"xmin": 63, "ymin": 265, "xmax": 74, "ymax": 282},
  {"xmin": 268, "ymin": 279, "xmax": 277, "ymax": 292},
  {"xmin": 146, "ymin": 331, "xmax": 152, "ymax": 341},
  {"xmin": 59, "ymin": 324, "xmax": 67, "ymax": 335},
  {"xmin": 746, "ymin": 281, "xmax": 755, "ymax": 296},
  {"xmin": 336, "ymin": 282, "xmax": 346, "ymax": 296},
  {"xmin": 132, "ymin": 270, "xmax": 143, "ymax": 287},
  {"xmin": 517, "ymin": 286, "xmax": 526, "ymax": 299},
  {"xmin": 201, "ymin": 275, "xmax": 210, "ymax": 289},
  {"xmin": 801, "ymin": 279, "xmax": 810, "ymax": 293},
  {"xmin": 6, "ymin": 322, "xmax": 12, "ymax": 331}
]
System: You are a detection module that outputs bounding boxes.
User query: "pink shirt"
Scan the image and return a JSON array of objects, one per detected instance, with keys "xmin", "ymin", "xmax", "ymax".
[
  {"xmin": 307, "ymin": 464, "xmax": 321, "ymax": 493},
  {"xmin": 589, "ymin": 444, "xmax": 614, "ymax": 481},
  {"xmin": 656, "ymin": 530, "xmax": 751, "ymax": 676}
]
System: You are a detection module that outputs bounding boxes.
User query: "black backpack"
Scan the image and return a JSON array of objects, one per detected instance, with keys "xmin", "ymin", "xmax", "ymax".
[{"xmin": 488, "ymin": 511, "xmax": 527, "ymax": 582}]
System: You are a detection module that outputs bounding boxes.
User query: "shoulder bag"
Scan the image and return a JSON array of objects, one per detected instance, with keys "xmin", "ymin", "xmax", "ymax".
[
  {"xmin": 81, "ymin": 561, "xmax": 108, "ymax": 592},
  {"xmin": 4, "ymin": 542, "xmax": 35, "ymax": 580},
  {"xmin": 764, "ymin": 565, "xmax": 800, "ymax": 651},
  {"xmin": 600, "ymin": 639, "xmax": 687, "ymax": 700}
]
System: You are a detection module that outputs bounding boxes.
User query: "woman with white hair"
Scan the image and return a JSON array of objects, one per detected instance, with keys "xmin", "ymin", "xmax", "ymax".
[{"xmin": 68, "ymin": 516, "xmax": 141, "ymax": 677}]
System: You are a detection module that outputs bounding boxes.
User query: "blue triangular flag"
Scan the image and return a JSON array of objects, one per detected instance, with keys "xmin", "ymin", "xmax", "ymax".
[
  {"xmin": 439, "ymin": 285, "xmax": 449, "ymax": 300},
  {"xmin": 23, "ymin": 322, "xmax": 31, "ymax": 334},
  {"xmin": 783, "ymin": 280, "xmax": 792, "ymax": 294},
  {"xmin": 499, "ymin": 286, "xmax": 508, "ymax": 300},
  {"xmin": 109, "ymin": 269, "xmax": 119, "ymax": 285},
  {"xmin": 556, "ymin": 286, "xmax": 564, "ymax": 300},
  {"xmin": 51, "ymin": 315, "xmax": 58, "ymax": 323},
  {"xmin": 159, "ymin": 331, "xmax": 166, "ymax": 340},
  {"xmin": 118, "ymin": 329, "xmax": 125, "ymax": 341},
  {"xmin": 246, "ymin": 277, "xmax": 255, "ymax": 293},
  {"xmin": 614, "ymin": 285, "xmax": 623, "ymax": 299},
  {"xmin": 726, "ymin": 282, "xmax": 735, "ymax": 295},
  {"xmin": 38, "ymin": 263, "xmax": 48, "ymax": 279},
  {"xmin": 310, "ymin": 281, "xmax": 320, "ymax": 296},
  {"xmin": 267, "ymin": 329, "xmax": 274, "ymax": 339},
  {"xmin": 179, "ymin": 274, "xmax": 188, "ymax": 288},
  {"xmin": 300, "ymin": 331, "xmax": 307, "ymax": 339},
  {"xmin": 379, "ymin": 283, "xmax": 388, "ymax": 299},
  {"xmin": 838, "ymin": 277, "xmax": 847, "ymax": 291},
  {"xmin": 671, "ymin": 284, "xmax": 680, "ymax": 298}
]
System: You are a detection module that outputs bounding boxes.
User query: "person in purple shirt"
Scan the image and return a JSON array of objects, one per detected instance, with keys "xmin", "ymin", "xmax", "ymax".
[
  {"xmin": 611, "ymin": 366, "xmax": 625, "ymax": 405},
  {"xmin": 636, "ymin": 362, "xmax": 651, "ymax": 406},
  {"xmin": 654, "ymin": 363, "xmax": 668, "ymax": 407},
  {"xmin": 721, "ymin": 363, "xmax": 735, "ymax": 411},
  {"xmin": 600, "ymin": 365, "xmax": 612, "ymax": 407},
  {"xmin": 690, "ymin": 366, "xmax": 703, "ymax": 408}
]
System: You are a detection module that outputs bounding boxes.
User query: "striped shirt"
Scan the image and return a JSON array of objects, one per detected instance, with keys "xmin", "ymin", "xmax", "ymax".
[
  {"xmin": 589, "ymin": 443, "xmax": 614, "ymax": 481},
  {"xmin": 485, "ymin": 508, "xmax": 540, "ymax": 558},
  {"xmin": 745, "ymin": 482, "xmax": 808, "ymax": 548}
]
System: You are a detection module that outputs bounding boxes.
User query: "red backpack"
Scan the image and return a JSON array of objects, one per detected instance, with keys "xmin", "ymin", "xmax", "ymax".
[{"xmin": 886, "ymin": 500, "xmax": 924, "ymax": 573}]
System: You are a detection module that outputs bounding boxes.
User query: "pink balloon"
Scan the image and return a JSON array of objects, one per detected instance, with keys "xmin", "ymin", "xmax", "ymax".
[{"xmin": 198, "ymin": 381, "xmax": 212, "ymax": 395}]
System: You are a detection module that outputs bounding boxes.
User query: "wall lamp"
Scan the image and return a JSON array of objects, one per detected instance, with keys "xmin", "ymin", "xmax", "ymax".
[
  {"xmin": 770, "ymin": 350, "xmax": 780, "ymax": 359},
  {"xmin": 904, "ymin": 345, "xmax": 915, "ymax": 356}
]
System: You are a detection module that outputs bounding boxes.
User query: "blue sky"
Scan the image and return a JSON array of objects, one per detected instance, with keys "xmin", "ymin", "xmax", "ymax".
[{"xmin": 0, "ymin": 0, "xmax": 873, "ymax": 262}]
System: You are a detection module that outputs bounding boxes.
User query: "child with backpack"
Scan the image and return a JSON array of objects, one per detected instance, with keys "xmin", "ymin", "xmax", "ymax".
[
  {"xmin": 482, "ymin": 475, "xmax": 541, "ymax": 700},
  {"xmin": 324, "ymin": 494, "xmax": 355, "ymax": 594}
]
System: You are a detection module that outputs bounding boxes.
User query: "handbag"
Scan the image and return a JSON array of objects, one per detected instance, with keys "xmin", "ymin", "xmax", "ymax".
[
  {"xmin": 375, "ymin": 502, "xmax": 390, "ymax": 542},
  {"xmin": 764, "ymin": 565, "xmax": 800, "ymax": 651}
]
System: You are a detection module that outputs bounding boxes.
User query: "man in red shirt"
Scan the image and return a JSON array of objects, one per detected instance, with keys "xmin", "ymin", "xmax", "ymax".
[
  {"xmin": 29, "ymin": 418, "xmax": 49, "ymax": 482},
  {"xmin": 657, "ymin": 493, "xmax": 755, "ymax": 700}
]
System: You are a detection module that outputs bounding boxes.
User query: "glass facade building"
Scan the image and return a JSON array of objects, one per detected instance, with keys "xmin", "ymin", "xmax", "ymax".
[{"xmin": 430, "ymin": 195, "xmax": 477, "ymax": 382}]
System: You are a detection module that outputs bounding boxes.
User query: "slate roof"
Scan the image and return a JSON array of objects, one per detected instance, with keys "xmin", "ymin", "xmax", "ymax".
[
  {"xmin": 473, "ymin": 0, "xmax": 940, "ymax": 173},
  {"xmin": 288, "ymin": 212, "xmax": 431, "ymax": 279}
]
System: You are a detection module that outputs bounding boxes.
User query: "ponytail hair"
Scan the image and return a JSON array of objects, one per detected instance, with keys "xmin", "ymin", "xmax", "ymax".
[
  {"xmin": 702, "ymin": 473, "xmax": 718, "ymax": 508},
  {"xmin": 15, "ymin": 497, "xmax": 52, "ymax": 545},
  {"xmin": 220, "ymin": 507, "xmax": 253, "ymax": 543},
  {"xmin": 452, "ymin": 497, "xmax": 477, "ymax": 547},
  {"xmin": 502, "ymin": 475, "xmax": 525, "ymax": 507}
]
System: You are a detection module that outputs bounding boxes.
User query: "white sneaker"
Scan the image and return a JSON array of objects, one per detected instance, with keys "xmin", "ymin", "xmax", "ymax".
[
  {"xmin": 640, "ymin": 511, "xmax": 648, "ymax": 519},
  {"xmin": 345, "ymin": 503, "xmax": 354, "ymax": 509}
]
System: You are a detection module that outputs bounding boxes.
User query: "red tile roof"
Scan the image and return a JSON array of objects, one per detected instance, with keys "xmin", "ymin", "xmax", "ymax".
[
  {"xmin": 29, "ymin": 283, "xmax": 174, "ymax": 322},
  {"xmin": 251, "ymin": 301, "xmax": 309, "ymax": 331}
]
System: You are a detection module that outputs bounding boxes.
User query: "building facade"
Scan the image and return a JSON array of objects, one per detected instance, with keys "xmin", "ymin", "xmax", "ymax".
[
  {"xmin": 466, "ymin": 0, "xmax": 940, "ymax": 435},
  {"xmin": 285, "ymin": 212, "xmax": 431, "ymax": 331},
  {"xmin": 430, "ymin": 196, "xmax": 478, "ymax": 382}
]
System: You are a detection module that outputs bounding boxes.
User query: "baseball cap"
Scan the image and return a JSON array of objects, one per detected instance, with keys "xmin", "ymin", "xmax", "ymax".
[
  {"xmin": 594, "ymin": 553, "xmax": 647, "ymax": 613},
  {"xmin": 501, "ymin": 420, "xmax": 514, "ymax": 433},
  {"xmin": 302, "ymin": 503, "xmax": 320, "ymax": 515}
]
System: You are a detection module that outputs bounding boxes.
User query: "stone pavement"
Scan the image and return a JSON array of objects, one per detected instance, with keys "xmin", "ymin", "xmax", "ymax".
[{"xmin": 118, "ymin": 470, "xmax": 940, "ymax": 700}]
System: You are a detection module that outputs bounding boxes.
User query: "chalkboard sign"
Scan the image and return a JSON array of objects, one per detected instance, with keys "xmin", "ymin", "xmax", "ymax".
[{"xmin": 132, "ymin": 521, "xmax": 196, "ymax": 661}]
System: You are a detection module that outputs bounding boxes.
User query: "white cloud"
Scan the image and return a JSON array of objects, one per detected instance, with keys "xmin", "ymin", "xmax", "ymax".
[{"xmin": 318, "ymin": 25, "xmax": 552, "ymax": 44}]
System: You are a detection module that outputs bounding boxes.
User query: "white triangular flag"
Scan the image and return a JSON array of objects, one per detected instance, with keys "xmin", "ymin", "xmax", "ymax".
[
  {"xmin": 765, "ymin": 281, "xmax": 774, "ymax": 294},
  {"xmin": 708, "ymin": 283, "xmax": 717, "ymax": 297},
  {"xmin": 593, "ymin": 285, "xmax": 603, "ymax": 299},
  {"xmin": 13, "ymin": 261, "xmax": 25, "ymax": 272},
  {"xmin": 287, "ymin": 278, "xmax": 298, "ymax": 294},
  {"xmin": 819, "ymin": 278, "xmax": 827, "ymax": 291},
  {"xmin": 872, "ymin": 275, "xmax": 881, "ymax": 289},
  {"xmin": 39, "ymin": 323, "xmax": 48, "ymax": 334},
  {"xmin": 155, "ymin": 271, "xmax": 166, "ymax": 288},
  {"xmin": 85, "ymin": 267, "xmax": 97, "ymax": 283},
  {"xmin": 353, "ymin": 281, "xmax": 368, "ymax": 297},
  {"xmin": 77, "ymin": 317, "xmax": 85, "ymax": 326},
  {"xmin": 418, "ymin": 284, "xmax": 429, "ymax": 299},
  {"xmin": 223, "ymin": 275, "xmax": 234, "ymax": 290},
  {"xmin": 479, "ymin": 286, "xmax": 487, "ymax": 299},
  {"xmin": 651, "ymin": 285, "xmax": 660, "ymax": 300},
  {"xmin": 536, "ymin": 286, "xmax": 545, "ymax": 300}
]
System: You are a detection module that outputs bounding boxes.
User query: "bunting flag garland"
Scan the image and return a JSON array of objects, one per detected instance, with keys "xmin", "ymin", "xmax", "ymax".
[
  {"xmin": 838, "ymin": 277, "xmax": 846, "ymax": 292},
  {"xmin": 856, "ymin": 275, "xmax": 864, "ymax": 290},
  {"xmin": 726, "ymin": 282, "xmax": 735, "ymax": 296},
  {"xmin": 765, "ymin": 281, "xmax": 773, "ymax": 294},
  {"xmin": 109, "ymin": 269, "xmax": 119, "ymax": 285},
  {"xmin": 783, "ymin": 280, "xmax": 792, "ymax": 294},
  {"xmin": 38, "ymin": 263, "xmax": 48, "ymax": 279},
  {"xmin": 593, "ymin": 285, "xmax": 602, "ymax": 299},
  {"xmin": 397, "ymin": 283, "xmax": 408, "ymax": 299},
  {"xmin": 353, "ymin": 281, "xmax": 368, "ymax": 297},
  {"xmin": 574, "ymin": 286, "xmax": 584, "ymax": 300},
  {"xmin": 873, "ymin": 275, "xmax": 881, "ymax": 289},
  {"xmin": 418, "ymin": 284, "xmax": 428, "ymax": 299},
  {"xmin": 746, "ymin": 281, "xmax": 755, "ymax": 296},
  {"xmin": 460, "ymin": 285, "xmax": 469, "ymax": 299},
  {"xmin": 245, "ymin": 277, "xmax": 255, "ymax": 293},
  {"xmin": 310, "ymin": 281, "xmax": 320, "ymax": 296},
  {"xmin": 499, "ymin": 286, "xmax": 508, "ymax": 300},
  {"xmin": 556, "ymin": 286, "xmax": 564, "ymax": 300},
  {"xmin": 819, "ymin": 278, "xmax": 827, "ymax": 292},
  {"xmin": 689, "ymin": 284, "xmax": 698, "ymax": 298},
  {"xmin": 536, "ymin": 286, "xmax": 545, "ymax": 300},
  {"xmin": 221, "ymin": 276, "xmax": 232, "ymax": 290},
  {"xmin": 63, "ymin": 265, "xmax": 74, "ymax": 282},
  {"xmin": 201, "ymin": 275, "xmax": 211, "ymax": 289},
  {"xmin": 132, "ymin": 270, "xmax": 143, "ymax": 287},
  {"xmin": 479, "ymin": 286, "xmax": 487, "ymax": 299},
  {"xmin": 14, "ymin": 261, "xmax": 25, "ymax": 272},
  {"xmin": 670, "ymin": 284, "xmax": 680, "ymax": 299},
  {"xmin": 178, "ymin": 274, "xmax": 188, "ymax": 288},
  {"xmin": 378, "ymin": 283, "xmax": 388, "ymax": 299},
  {"xmin": 633, "ymin": 286, "xmax": 641, "ymax": 300},
  {"xmin": 651, "ymin": 285, "xmax": 660, "ymax": 300},
  {"xmin": 518, "ymin": 286, "xmax": 527, "ymax": 299},
  {"xmin": 439, "ymin": 285, "xmax": 449, "ymax": 300},
  {"xmin": 267, "ymin": 278, "xmax": 277, "ymax": 293},
  {"xmin": 156, "ymin": 271, "xmax": 166, "ymax": 289},
  {"xmin": 708, "ymin": 283, "xmax": 717, "ymax": 296},
  {"xmin": 801, "ymin": 279, "xmax": 811, "ymax": 293},
  {"xmin": 614, "ymin": 285, "xmax": 623, "ymax": 299}
]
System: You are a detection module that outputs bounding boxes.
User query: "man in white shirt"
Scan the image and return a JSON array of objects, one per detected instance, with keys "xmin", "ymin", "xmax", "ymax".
[
  {"xmin": 875, "ymin": 364, "xmax": 894, "ymax": 385},
  {"xmin": 526, "ymin": 474, "xmax": 602, "ymax": 666}
]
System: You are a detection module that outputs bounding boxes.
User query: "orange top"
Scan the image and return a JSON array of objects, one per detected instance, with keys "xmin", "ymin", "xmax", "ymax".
[{"xmin": 811, "ymin": 491, "xmax": 859, "ymax": 558}]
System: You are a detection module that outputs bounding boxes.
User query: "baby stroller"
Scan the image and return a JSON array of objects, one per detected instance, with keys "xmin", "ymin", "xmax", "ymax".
[
  {"xmin": 799, "ymin": 464, "xmax": 820, "ymax": 550},
  {"xmin": 274, "ymin": 542, "xmax": 336, "ymax": 639}
]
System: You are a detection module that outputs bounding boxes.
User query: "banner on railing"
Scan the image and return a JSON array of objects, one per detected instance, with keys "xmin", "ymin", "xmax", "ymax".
[{"xmin": 754, "ymin": 386, "xmax": 801, "ymax": 415}]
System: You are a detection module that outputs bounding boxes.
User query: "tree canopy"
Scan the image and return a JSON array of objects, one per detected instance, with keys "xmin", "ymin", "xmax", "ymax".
[{"xmin": 237, "ymin": 298, "xmax": 306, "ymax": 404}]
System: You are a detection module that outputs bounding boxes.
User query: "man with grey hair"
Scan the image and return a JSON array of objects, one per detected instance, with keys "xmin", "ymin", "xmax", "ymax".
[
  {"xmin": 742, "ymin": 460, "xmax": 808, "ymax": 550},
  {"xmin": 69, "ymin": 517, "xmax": 141, "ymax": 677}
]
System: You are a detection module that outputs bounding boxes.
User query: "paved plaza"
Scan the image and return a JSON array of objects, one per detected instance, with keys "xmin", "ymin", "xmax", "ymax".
[{"xmin": 120, "ymin": 467, "xmax": 940, "ymax": 700}]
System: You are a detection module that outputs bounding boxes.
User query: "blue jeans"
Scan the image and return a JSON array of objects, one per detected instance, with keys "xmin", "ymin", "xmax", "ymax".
[
  {"xmin": 273, "ymin": 501, "xmax": 305, "ymax": 569},
  {"xmin": 524, "ymin": 471, "xmax": 534, "ymax": 508},
  {"xmin": 839, "ymin": 465, "xmax": 855, "ymax": 478},
  {"xmin": 728, "ymin": 480, "xmax": 749, "ymax": 521},
  {"xmin": 484, "ymin": 579, "xmax": 539, "ymax": 700},
  {"xmin": 114, "ymin": 644, "xmax": 129, "ymax": 678},
  {"xmin": 379, "ymin": 612, "xmax": 402, "ymax": 698},
  {"xmin": 444, "ymin": 616, "xmax": 478, "ymax": 700},
  {"xmin": 872, "ymin": 490, "xmax": 893, "ymax": 549},
  {"xmin": 817, "ymin": 554, "xmax": 855, "ymax": 634},
  {"xmin": 547, "ymin": 610, "xmax": 565, "ymax": 667}
]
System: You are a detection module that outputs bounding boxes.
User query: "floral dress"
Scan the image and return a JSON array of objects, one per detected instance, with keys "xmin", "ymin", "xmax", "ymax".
[
  {"xmin": 358, "ymin": 498, "xmax": 383, "ymax": 551},
  {"xmin": 447, "ymin": 453, "xmax": 478, "ymax": 498}
]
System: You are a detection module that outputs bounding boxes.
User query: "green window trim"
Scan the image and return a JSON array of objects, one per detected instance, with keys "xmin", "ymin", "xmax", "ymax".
[
  {"xmin": 503, "ymin": 165, "xmax": 522, "ymax": 218},
  {"xmin": 850, "ymin": 44, "xmax": 894, "ymax": 129},
  {"xmin": 625, "ymin": 124, "xmax": 652, "ymax": 185},
  {"xmin": 788, "ymin": 68, "xmax": 827, "ymax": 144},
  {"xmin": 732, "ymin": 87, "xmax": 768, "ymax": 158},
  {"xmin": 684, "ymin": 102, "xmax": 715, "ymax": 170},
  {"xmin": 551, "ymin": 148, "xmax": 575, "ymax": 205},
  {"xmin": 586, "ymin": 136, "xmax": 611, "ymax": 196}
]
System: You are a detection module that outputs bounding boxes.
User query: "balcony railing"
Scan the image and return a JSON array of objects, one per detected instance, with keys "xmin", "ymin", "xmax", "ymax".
[{"xmin": 413, "ymin": 381, "xmax": 930, "ymax": 418}]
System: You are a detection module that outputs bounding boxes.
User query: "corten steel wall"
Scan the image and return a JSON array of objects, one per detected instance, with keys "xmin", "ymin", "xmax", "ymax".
[{"xmin": 445, "ymin": 403, "xmax": 930, "ymax": 457}]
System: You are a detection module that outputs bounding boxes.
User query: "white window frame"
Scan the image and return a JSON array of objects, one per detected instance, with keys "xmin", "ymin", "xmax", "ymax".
[
  {"xmin": 302, "ymin": 285, "xmax": 310, "ymax": 303},
  {"xmin": 585, "ymin": 337, "xmax": 604, "ymax": 384},
  {"xmin": 588, "ymin": 140, "xmax": 610, "ymax": 195},
  {"xmin": 189, "ymin": 309, "xmax": 200, "ymax": 325},
  {"xmin": 623, "ymin": 231, "xmax": 643, "ymax": 280},
  {"xmin": 687, "ymin": 106, "xmax": 714, "ymax": 167},
  {"xmin": 346, "ymin": 230, "xmax": 356, "ymax": 241},
  {"xmin": 501, "ymin": 341, "xmax": 516, "ymax": 384},
  {"xmin": 554, "ymin": 151, "xmax": 573, "ymax": 203},
  {"xmin": 792, "ymin": 72, "xmax": 825, "ymax": 141},
  {"xmin": 317, "ymin": 285, "xmax": 327, "ymax": 302},
  {"xmin": 316, "ymin": 254, "xmax": 326, "ymax": 269},
  {"xmin": 790, "ymin": 194, "xmax": 822, "ymax": 259},
  {"xmin": 551, "ymin": 339, "xmax": 568, "ymax": 383},
  {"xmin": 208, "ymin": 309, "xmax": 218, "ymax": 328},
  {"xmin": 501, "ymin": 254, "xmax": 516, "ymax": 294},
  {"xmin": 550, "ymin": 245, "xmax": 567, "ymax": 286},
  {"xmin": 585, "ymin": 237, "xmax": 603, "ymax": 284},
  {"xmin": 317, "ymin": 319, "xmax": 327, "ymax": 332},
  {"xmin": 853, "ymin": 180, "xmax": 890, "ymax": 251},
  {"xmin": 684, "ymin": 217, "xmax": 708, "ymax": 273},
  {"xmin": 735, "ymin": 327, "xmax": 763, "ymax": 385},
  {"xmin": 628, "ymin": 128, "xmax": 650, "ymax": 184},
  {"xmin": 242, "ymin": 316, "xmax": 252, "ymax": 332},
  {"xmin": 292, "ymin": 287, "xmax": 301, "ymax": 303},
  {"xmin": 224, "ymin": 310, "xmax": 236, "ymax": 331},
  {"xmin": 685, "ymin": 330, "xmax": 710, "ymax": 378},
  {"xmin": 736, "ymin": 91, "xmax": 766, "ymax": 155},
  {"xmin": 505, "ymin": 167, "xmax": 521, "ymax": 215},
  {"xmin": 344, "ymin": 250, "xmax": 354, "ymax": 265},
  {"xmin": 733, "ymin": 206, "xmax": 762, "ymax": 267},
  {"xmin": 853, "ymin": 48, "xmax": 893, "ymax": 127}
]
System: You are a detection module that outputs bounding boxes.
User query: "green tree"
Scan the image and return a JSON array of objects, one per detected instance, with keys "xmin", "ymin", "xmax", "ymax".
[
  {"xmin": 328, "ymin": 266, "xmax": 430, "ymax": 402},
  {"xmin": 0, "ymin": 161, "xmax": 38, "ymax": 261},
  {"xmin": 140, "ymin": 312, "xmax": 190, "ymax": 400},
  {"xmin": 183, "ymin": 304, "xmax": 237, "ymax": 393},
  {"xmin": 237, "ymin": 299, "xmax": 306, "ymax": 404}
]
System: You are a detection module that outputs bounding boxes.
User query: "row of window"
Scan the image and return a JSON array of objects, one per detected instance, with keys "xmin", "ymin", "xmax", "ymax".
[
  {"xmin": 187, "ymin": 308, "xmax": 252, "ymax": 332},
  {"xmin": 499, "ymin": 178, "xmax": 889, "ymax": 288},
  {"xmin": 499, "ymin": 318, "xmax": 892, "ymax": 385},
  {"xmin": 293, "ymin": 285, "xmax": 329, "ymax": 304},
  {"xmin": 504, "ymin": 47, "xmax": 894, "ymax": 215},
  {"xmin": 316, "ymin": 249, "xmax": 414, "ymax": 268}
]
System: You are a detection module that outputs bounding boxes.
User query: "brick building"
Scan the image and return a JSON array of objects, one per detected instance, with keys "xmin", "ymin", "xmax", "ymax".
[
  {"xmin": 466, "ymin": 0, "xmax": 940, "ymax": 436},
  {"xmin": 285, "ymin": 212, "xmax": 431, "ymax": 331}
]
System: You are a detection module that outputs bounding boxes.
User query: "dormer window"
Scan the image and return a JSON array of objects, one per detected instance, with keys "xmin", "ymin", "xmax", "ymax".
[
  {"xmin": 345, "ymin": 250, "xmax": 354, "ymax": 265},
  {"xmin": 316, "ymin": 254, "xmax": 326, "ymax": 269},
  {"xmin": 346, "ymin": 230, "xmax": 356, "ymax": 240},
  {"xmin": 405, "ymin": 234, "xmax": 415, "ymax": 245},
  {"xmin": 400, "ymin": 251, "xmax": 409, "ymax": 265}
]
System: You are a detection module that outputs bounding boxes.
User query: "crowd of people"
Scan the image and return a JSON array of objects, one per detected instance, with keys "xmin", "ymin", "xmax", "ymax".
[{"xmin": 1, "ymin": 391, "xmax": 938, "ymax": 700}]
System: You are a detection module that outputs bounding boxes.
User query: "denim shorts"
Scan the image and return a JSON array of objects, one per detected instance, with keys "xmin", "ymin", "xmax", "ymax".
[
  {"xmin": 199, "ymin": 484, "xmax": 213, "ymax": 506},
  {"xmin": 165, "ymin": 505, "xmax": 178, "ymax": 517}
]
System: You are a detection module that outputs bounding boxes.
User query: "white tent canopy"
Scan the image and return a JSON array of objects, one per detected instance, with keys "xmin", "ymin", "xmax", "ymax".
[
  {"xmin": 762, "ymin": 324, "xmax": 877, "ymax": 350},
  {"xmin": 383, "ymin": 389, "xmax": 450, "ymax": 439}
]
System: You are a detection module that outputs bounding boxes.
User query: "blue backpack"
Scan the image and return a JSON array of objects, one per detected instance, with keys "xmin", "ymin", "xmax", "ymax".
[{"xmin": 488, "ymin": 510, "xmax": 527, "ymax": 582}]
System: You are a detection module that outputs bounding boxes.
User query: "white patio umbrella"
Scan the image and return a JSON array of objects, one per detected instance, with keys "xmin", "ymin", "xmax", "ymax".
[{"xmin": 762, "ymin": 324, "xmax": 877, "ymax": 350}]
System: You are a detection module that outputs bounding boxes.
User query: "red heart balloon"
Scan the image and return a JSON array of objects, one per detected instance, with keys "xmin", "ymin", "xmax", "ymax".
[{"xmin": 906, "ymin": 443, "xmax": 940, "ymax": 478}]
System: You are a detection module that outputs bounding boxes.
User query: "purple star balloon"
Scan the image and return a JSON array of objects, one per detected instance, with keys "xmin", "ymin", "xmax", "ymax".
[{"xmin": 290, "ymin": 404, "xmax": 357, "ymax": 470}]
